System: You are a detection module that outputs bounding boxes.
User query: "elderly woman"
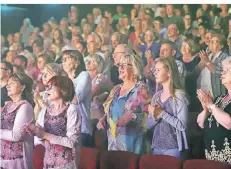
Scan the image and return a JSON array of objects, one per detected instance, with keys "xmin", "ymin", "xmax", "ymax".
[
  {"xmin": 97, "ymin": 53, "xmax": 151, "ymax": 154},
  {"xmin": 1, "ymin": 73, "xmax": 34, "ymax": 169},
  {"xmin": 26, "ymin": 76, "xmax": 81, "ymax": 169},
  {"xmin": 197, "ymin": 57, "xmax": 231, "ymax": 164},
  {"xmin": 62, "ymin": 49, "xmax": 93, "ymax": 147},
  {"xmin": 197, "ymin": 33, "xmax": 229, "ymax": 99},
  {"xmin": 86, "ymin": 54, "xmax": 113, "ymax": 120}
]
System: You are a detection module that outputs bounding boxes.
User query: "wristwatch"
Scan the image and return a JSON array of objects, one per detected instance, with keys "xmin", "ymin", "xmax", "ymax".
[{"xmin": 208, "ymin": 104, "xmax": 216, "ymax": 113}]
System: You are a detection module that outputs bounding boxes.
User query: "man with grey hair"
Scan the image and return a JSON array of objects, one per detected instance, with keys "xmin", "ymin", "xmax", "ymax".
[{"xmin": 86, "ymin": 32, "xmax": 111, "ymax": 79}]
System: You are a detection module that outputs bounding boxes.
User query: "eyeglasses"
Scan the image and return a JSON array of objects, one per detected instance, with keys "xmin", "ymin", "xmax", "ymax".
[
  {"xmin": 46, "ymin": 84, "xmax": 54, "ymax": 91},
  {"xmin": 118, "ymin": 63, "xmax": 133, "ymax": 69},
  {"xmin": 62, "ymin": 56, "xmax": 73, "ymax": 63},
  {"xmin": 1, "ymin": 68, "xmax": 8, "ymax": 71}
]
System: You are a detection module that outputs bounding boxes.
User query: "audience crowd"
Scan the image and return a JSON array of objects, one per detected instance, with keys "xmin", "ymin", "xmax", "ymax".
[{"xmin": 1, "ymin": 4, "xmax": 231, "ymax": 169}]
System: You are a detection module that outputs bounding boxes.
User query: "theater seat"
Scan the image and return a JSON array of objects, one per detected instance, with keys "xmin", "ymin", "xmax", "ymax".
[
  {"xmin": 79, "ymin": 147, "xmax": 100, "ymax": 169},
  {"xmin": 33, "ymin": 144, "xmax": 45, "ymax": 169},
  {"xmin": 183, "ymin": 159, "xmax": 231, "ymax": 169},
  {"xmin": 100, "ymin": 150, "xmax": 139, "ymax": 169},
  {"xmin": 139, "ymin": 155, "xmax": 183, "ymax": 169}
]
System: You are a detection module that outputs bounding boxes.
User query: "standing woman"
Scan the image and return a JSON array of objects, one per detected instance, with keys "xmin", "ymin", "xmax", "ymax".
[
  {"xmin": 147, "ymin": 57, "xmax": 189, "ymax": 158},
  {"xmin": 52, "ymin": 28, "xmax": 65, "ymax": 48},
  {"xmin": 197, "ymin": 57, "xmax": 231, "ymax": 164},
  {"xmin": 97, "ymin": 53, "xmax": 151, "ymax": 154},
  {"xmin": 26, "ymin": 76, "xmax": 82, "ymax": 169},
  {"xmin": 1, "ymin": 73, "xmax": 34, "ymax": 169},
  {"xmin": 62, "ymin": 49, "xmax": 93, "ymax": 147}
]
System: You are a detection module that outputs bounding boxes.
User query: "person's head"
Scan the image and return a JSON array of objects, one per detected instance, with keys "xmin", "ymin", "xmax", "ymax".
[
  {"xmin": 32, "ymin": 40, "xmax": 44, "ymax": 54},
  {"xmin": 72, "ymin": 26, "xmax": 81, "ymax": 36},
  {"xmin": 154, "ymin": 57, "xmax": 184, "ymax": 94},
  {"xmin": 111, "ymin": 32, "xmax": 121, "ymax": 49},
  {"xmin": 144, "ymin": 29, "xmax": 155, "ymax": 43},
  {"xmin": 83, "ymin": 23, "xmax": 92, "ymax": 35},
  {"xmin": 221, "ymin": 57, "xmax": 231, "ymax": 89},
  {"xmin": 160, "ymin": 7, "xmax": 166, "ymax": 17},
  {"xmin": 60, "ymin": 17, "xmax": 69, "ymax": 31},
  {"xmin": 62, "ymin": 50, "xmax": 86, "ymax": 77},
  {"xmin": 7, "ymin": 34, "xmax": 14, "ymax": 45},
  {"xmin": 33, "ymin": 27, "xmax": 40, "ymax": 36},
  {"xmin": 93, "ymin": 8, "xmax": 102, "ymax": 17},
  {"xmin": 48, "ymin": 17, "xmax": 58, "ymax": 30},
  {"xmin": 201, "ymin": 4, "xmax": 209, "ymax": 11},
  {"xmin": 87, "ymin": 13, "xmax": 94, "ymax": 24},
  {"xmin": 113, "ymin": 44, "xmax": 133, "ymax": 65},
  {"xmin": 101, "ymin": 45, "xmax": 111, "ymax": 58},
  {"xmin": 43, "ymin": 23, "xmax": 52, "ymax": 34},
  {"xmin": 153, "ymin": 16, "xmax": 164, "ymax": 30},
  {"xmin": 13, "ymin": 64, "xmax": 25, "ymax": 73},
  {"xmin": 46, "ymin": 75, "xmax": 75, "ymax": 103},
  {"xmin": 14, "ymin": 55, "xmax": 28, "ymax": 69},
  {"xmin": 12, "ymin": 42, "xmax": 23, "ymax": 54},
  {"xmin": 72, "ymin": 34, "xmax": 83, "ymax": 47},
  {"xmin": 87, "ymin": 33, "xmax": 102, "ymax": 54},
  {"xmin": 204, "ymin": 31, "xmax": 213, "ymax": 46},
  {"xmin": 51, "ymin": 43, "xmax": 61, "ymax": 56},
  {"xmin": 53, "ymin": 28, "xmax": 64, "ymax": 43},
  {"xmin": 220, "ymin": 4, "xmax": 228, "ymax": 11},
  {"xmin": 122, "ymin": 16, "xmax": 130, "ymax": 27},
  {"xmin": 7, "ymin": 73, "xmax": 33, "ymax": 105},
  {"xmin": 71, "ymin": 6, "xmax": 78, "ymax": 14},
  {"xmin": 181, "ymin": 39, "xmax": 199, "ymax": 56},
  {"xmin": 166, "ymin": 4, "xmax": 174, "ymax": 16},
  {"xmin": 23, "ymin": 18, "xmax": 31, "ymax": 27},
  {"xmin": 42, "ymin": 63, "xmax": 64, "ymax": 85},
  {"xmin": 134, "ymin": 19, "xmax": 142, "ymax": 32},
  {"xmin": 138, "ymin": 10, "xmax": 145, "ymax": 20},
  {"xmin": 116, "ymin": 5, "xmax": 123, "ymax": 14},
  {"xmin": 174, "ymin": 7, "xmax": 182, "ymax": 16},
  {"xmin": 183, "ymin": 4, "xmax": 190, "ymax": 13},
  {"xmin": 118, "ymin": 53, "xmax": 143, "ymax": 82},
  {"xmin": 160, "ymin": 42, "xmax": 177, "ymax": 58},
  {"xmin": 14, "ymin": 32, "xmax": 22, "ymax": 42},
  {"xmin": 141, "ymin": 19, "xmax": 151, "ymax": 32},
  {"xmin": 184, "ymin": 13, "xmax": 192, "ymax": 26},
  {"xmin": 0, "ymin": 61, "xmax": 13, "ymax": 81},
  {"xmin": 209, "ymin": 33, "xmax": 225, "ymax": 54},
  {"xmin": 196, "ymin": 8, "xmax": 204, "ymax": 19},
  {"xmin": 86, "ymin": 53, "xmax": 104, "ymax": 73},
  {"xmin": 75, "ymin": 42, "xmax": 86, "ymax": 54},
  {"xmin": 6, "ymin": 50, "xmax": 17, "ymax": 63},
  {"xmin": 25, "ymin": 52, "xmax": 37, "ymax": 68},
  {"xmin": 45, "ymin": 50, "xmax": 56, "ymax": 62},
  {"xmin": 198, "ymin": 23, "xmax": 208, "ymax": 36},
  {"xmin": 37, "ymin": 54, "xmax": 53, "ymax": 71},
  {"xmin": 168, "ymin": 24, "xmax": 179, "ymax": 38}
]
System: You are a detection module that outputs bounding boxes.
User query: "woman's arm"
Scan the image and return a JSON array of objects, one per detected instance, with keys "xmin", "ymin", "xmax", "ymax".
[
  {"xmin": 210, "ymin": 104, "xmax": 231, "ymax": 130},
  {"xmin": 146, "ymin": 114, "xmax": 159, "ymax": 129},
  {"xmin": 197, "ymin": 109, "xmax": 210, "ymax": 129},
  {"xmin": 74, "ymin": 72, "xmax": 91, "ymax": 103},
  {"xmin": 1, "ymin": 103, "xmax": 34, "ymax": 141},
  {"xmin": 43, "ymin": 104, "xmax": 82, "ymax": 148}
]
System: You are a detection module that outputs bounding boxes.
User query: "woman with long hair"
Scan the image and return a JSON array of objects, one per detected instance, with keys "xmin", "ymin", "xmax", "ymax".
[{"xmin": 147, "ymin": 57, "xmax": 189, "ymax": 159}]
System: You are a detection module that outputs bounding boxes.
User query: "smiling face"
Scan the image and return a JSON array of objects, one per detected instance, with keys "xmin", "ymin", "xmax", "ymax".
[
  {"xmin": 181, "ymin": 41, "xmax": 192, "ymax": 55},
  {"xmin": 221, "ymin": 61, "xmax": 231, "ymax": 88},
  {"xmin": 118, "ymin": 57, "xmax": 134, "ymax": 81},
  {"xmin": 46, "ymin": 83, "xmax": 61, "ymax": 102},
  {"xmin": 209, "ymin": 36, "xmax": 223, "ymax": 54},
  {"xmin": 62, "ymin": 54, "xmax": 78, "ymax": 73},
  {"xmin": 6, "ymin": 77, "xmax": 24, "ymax": 98}
]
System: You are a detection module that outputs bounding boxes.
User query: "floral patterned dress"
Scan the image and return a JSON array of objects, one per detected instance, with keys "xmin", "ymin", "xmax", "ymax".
[
  {"xmin": 43, "ymin": 105, "xmax": 76, "ymax": 169},
  {"xmin": 103, "ymin": 81, "xmax": 151, "ymax": 154},
  {"xmin": 204, "ymin": 94, "xmax": 231, "ymax": 164},
  {"xmin": 1, "ymin": 100, "xmax": 34, "ymax": 169}
]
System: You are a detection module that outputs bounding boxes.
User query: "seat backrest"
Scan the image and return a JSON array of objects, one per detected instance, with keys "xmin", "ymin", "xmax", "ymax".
[
  {"xmin": 100, "ymin": 150, "xmax": 139, "ymax": 169},
  {"xmin": 183, "ymin": 159, "xmax": 231, "ymax": 169},
  {"xmin": 139, "ymin": 154, "xmax": 183, "ymax": 169},
  {"xmin": 79, "ymin": 147, "xmax": 100, "ymax": 169}
]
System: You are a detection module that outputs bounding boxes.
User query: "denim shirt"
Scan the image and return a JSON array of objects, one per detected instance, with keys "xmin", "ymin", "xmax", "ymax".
[{"xmin": 73, "ymin": 71, "xmax": 93, "ymax": 135}]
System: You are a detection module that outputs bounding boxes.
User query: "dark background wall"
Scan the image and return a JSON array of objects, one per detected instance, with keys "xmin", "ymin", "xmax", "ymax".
[{"xmin": 1, "ymin": 4, "xmax": 199, "ymax": 37}]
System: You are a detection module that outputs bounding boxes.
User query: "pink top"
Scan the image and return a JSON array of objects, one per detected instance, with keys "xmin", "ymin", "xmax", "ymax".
[{"xmin": 0, "ymin": 100, "xmax": 34, "ymax": 169}]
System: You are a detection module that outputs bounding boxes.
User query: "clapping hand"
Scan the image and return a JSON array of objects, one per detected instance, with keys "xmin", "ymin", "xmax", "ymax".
[
  {"xmin": 148, "ymin": 104, "xmax": 163, "ymax": 119},
  {"xmin": 197, "ymin": 89, "xmax": 213, "ymax": 110},
  {"xmin": 199, "ymin": 50, "xmax": 209, "ymax": 63}
]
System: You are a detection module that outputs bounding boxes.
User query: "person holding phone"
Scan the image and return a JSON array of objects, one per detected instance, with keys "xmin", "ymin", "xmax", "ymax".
[{"xmin": 147, "ymin": 57, "xmax": 189, "ymax": 159}]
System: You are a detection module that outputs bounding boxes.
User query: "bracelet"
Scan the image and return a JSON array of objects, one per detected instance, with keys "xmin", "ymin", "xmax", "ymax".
[
  {"xmin": 208, "ymin": 104, "xmax": 216, "ymax": 112},
  {"xmin": 206, "ymin": 62, "xmax": 211, "ymax": 66}
]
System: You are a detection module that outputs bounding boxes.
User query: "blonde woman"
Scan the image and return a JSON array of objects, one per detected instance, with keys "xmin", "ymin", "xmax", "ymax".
[
  {"xmin": 50, "ymin": 43, "xmax": 62, "ymax": 63},
  {"xmin": 82, "ymin": 23, "xmax": 93, "ymax": 42},
  {"xmin": 147, "ymin": 57, "xmax": 189, "ymax": 158},
  {"xmin": 97, "ymin": 53, "xmax": 151, "ymax": 154}
]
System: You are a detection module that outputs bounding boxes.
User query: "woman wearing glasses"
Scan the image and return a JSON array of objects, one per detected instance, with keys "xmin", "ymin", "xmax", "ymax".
[
  {"xmin": 1, "ymin": 73, "xmax": 34, "ymax": 169},
  {"xmin": 197, "ymin": 57, "xmax": 231, "ymax": 164},
  {"xmin": 26, "ymin": 76, "xmax": 81, "ymax": 169},
  {"xmin": 147, "ymin": 57, "xmax": 189, "ymax": 159},
  {"xmin": 97, "ymin": 53, "xmax": 151, "ymax": 154},
  {"xmin": 62, "ymin": 49, "xmax": 93, "ymax": 147}
]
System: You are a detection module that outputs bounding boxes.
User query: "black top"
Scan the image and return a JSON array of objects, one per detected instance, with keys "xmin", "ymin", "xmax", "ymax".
[
  {"xmin": 204, "ymin": 94, "xmax": 231, "ymax": 164},
  {"xmin": 110, "ymin": 65, "xmax": 123, "ymax": 86},
  {"xmin": 1, "ymin": 86, "xmax": 11, "ymax": 107},
  {"xmin": 181, "ymin": 56, "xmax": 201, "ymax": 112}
]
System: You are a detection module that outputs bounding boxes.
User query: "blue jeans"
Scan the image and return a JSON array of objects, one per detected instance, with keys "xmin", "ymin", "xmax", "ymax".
[{"xmin": 152, "ymin": 148, "xmax": 180, "ymax": 158}]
